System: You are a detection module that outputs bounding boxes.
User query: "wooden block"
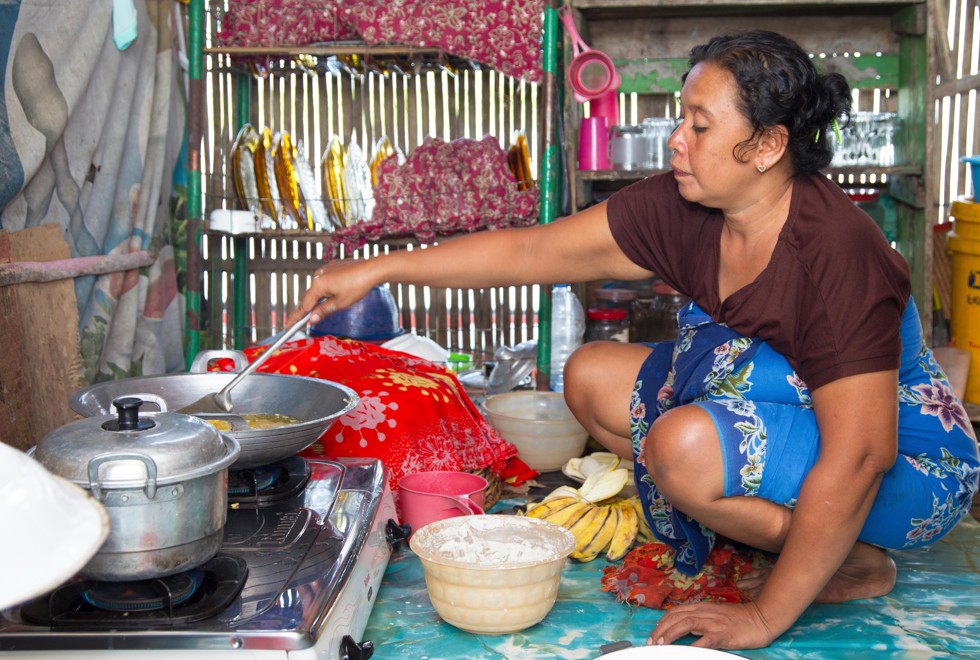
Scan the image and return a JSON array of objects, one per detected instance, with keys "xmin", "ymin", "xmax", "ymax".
[{"xmin": 0, "ymin": 225, "xmax": 84, "ymax": 451}]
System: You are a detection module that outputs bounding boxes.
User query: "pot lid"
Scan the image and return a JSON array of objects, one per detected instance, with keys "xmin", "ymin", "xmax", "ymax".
[{"xmin": 33, "ymin": 397, "xmax": 241, "ymax": 489}]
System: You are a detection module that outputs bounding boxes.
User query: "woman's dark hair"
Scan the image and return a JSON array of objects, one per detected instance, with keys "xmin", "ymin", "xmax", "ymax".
[{"xmin": 687, "ymin": 30, "xmax": 852, "ymax": 176}]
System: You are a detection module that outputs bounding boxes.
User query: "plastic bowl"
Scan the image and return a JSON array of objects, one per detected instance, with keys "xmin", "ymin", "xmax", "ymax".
[
  {"xmin": 482, "ymin": 391, "xmax": 589, "ymax": 471},
  {"xmin": 309, "ymin": 284, "xmax": 404, "ymax": 341},
  {"xmin": 409, "ymin": 515, "xmax": 576, "ymax": 634}
]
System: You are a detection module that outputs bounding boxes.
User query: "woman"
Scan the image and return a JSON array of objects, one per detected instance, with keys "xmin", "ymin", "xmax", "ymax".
[{"xmin": 289, "ymin": 31, "xmax": 979, "ymax": 650}]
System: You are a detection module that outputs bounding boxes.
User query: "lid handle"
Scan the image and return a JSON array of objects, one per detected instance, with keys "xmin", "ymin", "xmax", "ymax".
[{"xmin": 103, "ymin": 397, "xmax": 156, "ymax": 432}]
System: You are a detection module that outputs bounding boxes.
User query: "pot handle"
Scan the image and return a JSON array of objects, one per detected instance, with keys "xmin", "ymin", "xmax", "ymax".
[
  {"xmin": 87, "ymin": 452, "xmax": 158, "ymax": 501},
  {"xmin": 189, "ymin": 349, "xmax": 250, "ymax": 374}
]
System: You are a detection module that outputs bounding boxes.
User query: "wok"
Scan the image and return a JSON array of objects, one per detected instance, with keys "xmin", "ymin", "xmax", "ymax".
[{"xmin": 69, "ymin": 351, "xmax": 358, "ymax": 469}]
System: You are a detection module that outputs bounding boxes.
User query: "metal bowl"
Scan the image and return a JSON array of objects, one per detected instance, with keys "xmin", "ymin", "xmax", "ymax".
[{"xmin": 69, "ymin": 354, "xmax": 358, "ymax": 469}]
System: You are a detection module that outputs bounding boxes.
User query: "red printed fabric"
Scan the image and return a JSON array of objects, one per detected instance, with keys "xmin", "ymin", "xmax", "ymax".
[
  {"xmin": 600, "ymin": 541, "xmax": 773, "ymax": 610},
  {"xmin": 214, "ymin": 1, "xmax": 544, "ymax": 84},
  {"xmin": 329, "ymin": 135, "xmax": 539, "ymax": 251},
  {"xmin": 215, "ymin": 0, "xmax": 358, "ymax": 48},
  {"xmin": 234, "ymin": 335, "xmax": 519, "ymax": 499},
  {"xmin": 341, "ymin": 0, "xmax": 544, "ymax": 83}
]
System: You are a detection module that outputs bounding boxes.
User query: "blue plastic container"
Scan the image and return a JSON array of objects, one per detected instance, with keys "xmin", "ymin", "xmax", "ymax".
[
  {"xmin": 309, "ymin": 285, "xmax": 405, "ymax": 341},
  {"xmin": 964, "ymin": 155, "xmax": 980, "ymax": 199}
]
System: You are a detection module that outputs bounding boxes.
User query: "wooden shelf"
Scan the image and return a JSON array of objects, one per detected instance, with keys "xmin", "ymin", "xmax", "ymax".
[
  {"xmin": 570, "ymin": 0, "xmax": 924, "ymax": 13},
  {"xmin": 205, "ymin": 42, "xmax": 442, "ymax": 58},
  {"xmin": 574, "ymin": 164, "xmax": 922, "ymax": 183}
]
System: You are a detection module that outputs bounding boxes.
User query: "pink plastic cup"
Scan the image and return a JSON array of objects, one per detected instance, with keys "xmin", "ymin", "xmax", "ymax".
[
  {"xmin": 579, "ymin": 116, "xmax": 610, "ymax": 170},
  {"xmin": 398, "ymin": 470, "xmax": 487, "ymax": 536},
  {"xmin": 588, "ymin": 90, "xmax": 620, "ymax": 137}
]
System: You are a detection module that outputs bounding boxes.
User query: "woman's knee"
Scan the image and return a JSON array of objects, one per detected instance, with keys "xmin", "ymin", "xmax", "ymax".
[
  {"xmin": 563, "ymin": 342, "xmax": 648, "ymax": 419},
  {"xmin": 645, "ymin": 405, "xmax": 723, "ymax": 499}
]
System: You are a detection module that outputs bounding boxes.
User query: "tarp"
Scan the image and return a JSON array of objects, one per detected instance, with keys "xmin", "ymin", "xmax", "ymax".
[{"xmin": 0, "ymin": 0, "xmax": 185, "ymax": 382}]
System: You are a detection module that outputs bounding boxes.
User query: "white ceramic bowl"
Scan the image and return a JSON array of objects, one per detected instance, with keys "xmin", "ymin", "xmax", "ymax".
[
  {"xmin": 482, "ymin": 391, "xmax": 589, "ymax": 471},
  {"xmin": 409, "ymin": 515, "xmax": 576, "ymax": 634}
]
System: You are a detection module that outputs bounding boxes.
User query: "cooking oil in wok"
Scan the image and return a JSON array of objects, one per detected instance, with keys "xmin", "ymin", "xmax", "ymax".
[{"xmin": 206, "ymin": 412, "xmax": 304, "ymax": 431}]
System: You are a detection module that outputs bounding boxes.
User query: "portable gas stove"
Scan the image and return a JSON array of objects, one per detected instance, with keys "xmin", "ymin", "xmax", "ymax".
[{"xmin": 0, "ymin": 456, "xmax": 405, "ymax": 659}]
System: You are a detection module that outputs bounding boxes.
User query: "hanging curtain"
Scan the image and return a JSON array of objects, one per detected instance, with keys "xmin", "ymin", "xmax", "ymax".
[{"xmin": 0, "ymin": 0, "xmax": 185, "ymax": 382}]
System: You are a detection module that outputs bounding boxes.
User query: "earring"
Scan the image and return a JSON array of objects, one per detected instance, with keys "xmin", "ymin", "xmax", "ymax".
[{"xmin": 757, "ymin": 164, "xmax": 766, "ymax": 174}]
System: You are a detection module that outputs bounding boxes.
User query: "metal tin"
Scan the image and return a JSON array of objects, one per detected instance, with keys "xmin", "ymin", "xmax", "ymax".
[{"xmin": 609, "ymin": 125, "xmax": 648, "ymax": 170}]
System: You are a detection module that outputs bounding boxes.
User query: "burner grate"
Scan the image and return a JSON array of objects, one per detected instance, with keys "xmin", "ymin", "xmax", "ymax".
[
  {"xmin": 20, "ymin": 555, "xmax": 248, "ymax": 628},
  {"xmin": 81, "ymin": 569, "xmax": 202, "ymax": 612},
  {"xmin": 227, "ymin": 455, "xmax": 311, "ymax": 507}
]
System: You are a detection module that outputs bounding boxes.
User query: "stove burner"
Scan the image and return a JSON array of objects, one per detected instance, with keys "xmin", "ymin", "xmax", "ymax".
[
  {"xmin": 227, "ymin": 455, "xmax": 311, "ymax": 507},
  {"xmin": 228, "ymin": 466, "xmax": 277, "ymax": 495},
  {"xmin": 81, "ymin": 569, "xmax": 203, "ymax": 612},
  {"xmin": 19, "ymin": 555, "xmax": 248, "ymax": 628}
]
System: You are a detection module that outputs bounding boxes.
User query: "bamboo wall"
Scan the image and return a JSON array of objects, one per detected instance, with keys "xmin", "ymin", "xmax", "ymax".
[{"xmin": 200, "ymin": 2, "xmax": 542, "ymax": 355}]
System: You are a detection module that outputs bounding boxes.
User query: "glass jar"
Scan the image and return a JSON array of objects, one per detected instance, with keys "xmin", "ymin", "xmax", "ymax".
[
  {"xmin": 641, "ymin": 117, "xmax": 677, "ymax": 170},
  {"xmin": 594, "ymin": 287, "xmax": 637, "ymax": 314},
  {"xmin": 585, "ymin": 307, "xmax": 629, "ymax": 342},
  {"xmin": 630, "ymin": 284, "xmax": 689, "ymax": 343}
]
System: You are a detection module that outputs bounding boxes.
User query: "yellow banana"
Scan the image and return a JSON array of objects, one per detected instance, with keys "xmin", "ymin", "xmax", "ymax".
[
  {"xmin": 572, "ymin": 504, "xmax": 619, "ymax": 561},
  {"xmin": 630, "ymin": 496, "xmax": 656, "ymax": 543},
  {"xmin": 606, "ymin": 501, "xmax": 639, "ymax": 562},
  {"xmin": 525, "ymin": 496, "xmax": 580, "ymax": 519},
  {"xmin": 566, "ymin": 505, "xmax": 606, "ymax": 553},
  {"xmin": 542, "ymin": 500, "xmax": 594, "ymax": 529}
]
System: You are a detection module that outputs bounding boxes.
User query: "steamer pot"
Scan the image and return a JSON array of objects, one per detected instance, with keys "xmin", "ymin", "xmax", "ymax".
[{"xmin": 31, "ymin": 397, "xmax": 241, "ymax": 581}]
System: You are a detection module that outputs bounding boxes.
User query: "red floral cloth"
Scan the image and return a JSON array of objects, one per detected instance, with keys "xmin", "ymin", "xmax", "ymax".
[
  {"xmin": 601, "ymin": 541, "xmax": 773, "ymax": 610},
  {"xmin": 232, "ymin": 335, "xmax": 519, "ymax": 501},
  {"xmin": 215, "ymin": 0, "xmax": 358, "ymax": 48},
  {"xmin": 342, "ymin": 0, "xmax": 544, "ymax": 83},
  {"xmin": 329, "ymin": 135, "xmax": 539, "ymax": 251},
  {"xmin": 214, "ymin": 1, "xmax": 544, "ymax": 84}
]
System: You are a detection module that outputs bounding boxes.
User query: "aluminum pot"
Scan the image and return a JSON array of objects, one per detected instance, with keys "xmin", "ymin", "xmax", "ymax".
[
  {"xmin": 31, "ymin": 397, "xmax": 241, "ymax": 581},
  {"xmin": 69, "ymin": 350, "xmax": 359, "ymax": 469}
]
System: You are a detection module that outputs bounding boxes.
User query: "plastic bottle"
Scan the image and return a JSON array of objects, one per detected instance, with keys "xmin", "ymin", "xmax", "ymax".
[{"xmin": 550, "ymin": 284, "xmax": 585, "ymax": 392}]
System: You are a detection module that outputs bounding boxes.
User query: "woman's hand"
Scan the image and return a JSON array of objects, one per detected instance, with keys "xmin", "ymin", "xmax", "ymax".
[
  {"xmin": 285, "ymin": 258, "xmax": 382, "ymax": 326},
  {"xmin": 648, "ymin": 601, "xmax": 777, "ymax": 650}
]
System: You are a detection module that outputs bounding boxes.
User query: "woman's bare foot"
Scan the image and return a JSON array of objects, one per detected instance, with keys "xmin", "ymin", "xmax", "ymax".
[{"xmin": 736, "ymin": 542, "xmax": 896, "ymax": 603}]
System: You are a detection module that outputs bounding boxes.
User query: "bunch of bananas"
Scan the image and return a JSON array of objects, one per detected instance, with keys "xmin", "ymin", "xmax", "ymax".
[{"xmin": 522, "ymin": 463, "xmax": 654, "ymax": 562}]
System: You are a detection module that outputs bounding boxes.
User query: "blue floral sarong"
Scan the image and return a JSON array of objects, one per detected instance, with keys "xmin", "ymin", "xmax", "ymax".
[{"xmin": 631, "ymin": 299, "xmax": 980, "ymax": 576}]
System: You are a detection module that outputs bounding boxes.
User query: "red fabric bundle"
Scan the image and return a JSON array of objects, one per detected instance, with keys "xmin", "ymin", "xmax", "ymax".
[
  {"xmin": 330, "ymin": 135, "xmax": 539, "ymax": 251},
  {"xmin": 230, "ymin": 335, "xmax": 520, "ymax": 499},
  {"xmin": 215, "ymin": 0, "xmax": 358, "ymax": 48},
  {"xmin": 601, "ymin": 541, "xmax": 773, "ymax": 610},
  {"xmin": 342, "ymin": 0, "xmax": 545, "ymax": 83}
]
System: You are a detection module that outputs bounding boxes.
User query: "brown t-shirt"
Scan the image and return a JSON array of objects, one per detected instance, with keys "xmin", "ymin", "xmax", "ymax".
[{"xmin": 607, "ymin": 173, "xmax": 911, "ymax": 391}]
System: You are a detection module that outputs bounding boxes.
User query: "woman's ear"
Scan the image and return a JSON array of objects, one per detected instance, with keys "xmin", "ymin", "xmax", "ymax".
[{"xmin": 759, "ymin": 126, "xmax": 789, "ymax": 169}]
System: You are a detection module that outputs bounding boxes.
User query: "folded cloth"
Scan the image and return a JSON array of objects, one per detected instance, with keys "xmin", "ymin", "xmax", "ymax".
[
  {"xmin": 231, "ymin": 335, "xmax": 519, "ymax": 502},
  {"xmin": 600, "ymin": 540, "xmax": 772, "ymax": 610}
]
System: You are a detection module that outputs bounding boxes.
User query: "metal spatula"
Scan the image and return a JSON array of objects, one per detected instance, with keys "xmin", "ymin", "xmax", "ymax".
[{"xmin": 177, "ymin": 305, "xmax": 318, "ymax": 415}]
